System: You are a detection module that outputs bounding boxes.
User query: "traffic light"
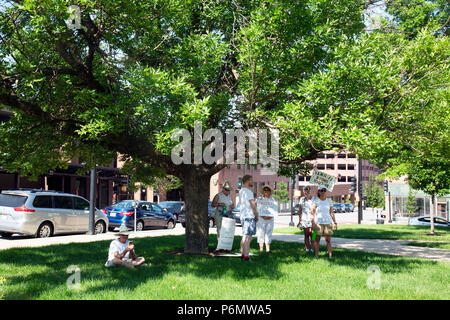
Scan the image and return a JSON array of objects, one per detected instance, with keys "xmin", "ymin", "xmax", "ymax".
[
  {"xmin": 384, "ymin": 180, "xmax": 388, "ymax": 193},
  {"xmin": 349, "ymin": 177, "xmax": 357, "ymax": 193}
]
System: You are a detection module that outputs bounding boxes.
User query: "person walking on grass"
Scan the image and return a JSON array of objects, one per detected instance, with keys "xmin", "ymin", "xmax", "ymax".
[
  {"xmin": 297, "ymin": 185, "xmax": 315, "ymax": 253},
  {"xmin": 311, "ymin": 186, "xmax": 338, "ymax": 260},
  {"xmin": 105, "ymin": 225, "xmax": 147, "ymax": 268},
  {"xmin": 256, "ymin": 185, "xmax": 278, "ymax": 253},
  {"xmin": 239, "ymin": 175, "xmax": 259, "ymax": 262},
  {"xmin": 211, "ymin": 181, "xmax": 235, "ymax": 242}
]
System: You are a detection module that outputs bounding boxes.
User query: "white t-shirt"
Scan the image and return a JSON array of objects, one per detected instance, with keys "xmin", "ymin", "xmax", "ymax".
[
  {"xmin": 313, "ymin": 198, "xmax": 333, "ymax": 224},
  {"xmin": 239, "ymin": 187, "xmax": 255, "ymax": 220},
  {"xmin": 256, "ymin": 196, "xmax": 278, "ymax": 217},
  {"xmin": 107, "ymin": 239, "xmax": 130, "ymax": 262},
  {"xmin": 300, "ymin": 196, "xmax": 316, "ymax": 223}
]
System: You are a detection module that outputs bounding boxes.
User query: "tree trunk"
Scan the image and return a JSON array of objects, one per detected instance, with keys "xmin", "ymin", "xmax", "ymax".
[
  {"xmin": 183, "ymin": 170, "xmax": 212, "ymax": 254},
  {"xmin": 430, "ymin": 194, "xmax": 436, "ymax": 235}
]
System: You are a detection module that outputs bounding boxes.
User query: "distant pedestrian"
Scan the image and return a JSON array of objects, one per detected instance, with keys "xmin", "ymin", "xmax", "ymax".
[
  {"xmin": 297, "ymin": 186, "xmax": 315, "ymax": 253},
  {"xmin": 239, "ymin": 175, "xmax": 259, "ymax": 262},
  {"xmin": 211, "ymin": 181, "xmax": 235, "ymax": 242},
  {"xmin": 311, "ymin": 186, "xmax": 338, "ymax": 259},
  {"xmin": 256, "ymin": 185, "xmax": 278, "ymax": 253},
  {"xmin": 105, "ymin": 225, "xmax": 147, "ymax": 268}
]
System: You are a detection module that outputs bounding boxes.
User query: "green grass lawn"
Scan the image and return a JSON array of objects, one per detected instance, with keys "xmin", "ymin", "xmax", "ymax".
[
  {"xmin": 0, "ymin": 235, "xmax": 448, "ymax": 300},
  {"xmin": 274, "ymin": 224, "xmax": 450, "ymax": 242},
  {"xmin": 406, "ymin": 242, "xmax": 450, "ymax": 250}
]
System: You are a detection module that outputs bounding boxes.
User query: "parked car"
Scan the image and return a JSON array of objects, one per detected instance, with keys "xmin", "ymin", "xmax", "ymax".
[
  {"xmin": 157, "ymin": 201, "xmax": 185, "ymax": 222},
  {"xmin": 180, "ymin": 201, "xmax": 216, "ymax": 228},
  {"xmin": 408, "ymin": 216, "xmax": 449, "ymax": 227},
  {"xmin": 232, "ymin": 205, "xmax": 241, "ymax": 225},
  {"xmin": 344, "ymin": 203, "xmax": 354, "ymax": 212},
  {"xmin": 332, "ymin": 203, "xmax": 344, "ymax": 213},
  {"xmin": 103, "ymin": 200, "xmax": 175, "ymax": 231},
  {"xmin": 0, "ymin": 189, "xmax": 108, "ymax": 238}
]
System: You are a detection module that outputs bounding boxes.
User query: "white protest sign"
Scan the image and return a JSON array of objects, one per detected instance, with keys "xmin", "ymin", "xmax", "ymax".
[
  {"xmin": 310, "ymin": 169, "xmax": 336, "ymax": 192},
  {"xmin": 217, "ymin": 217, "xmax": 236, "ymax": 250}
]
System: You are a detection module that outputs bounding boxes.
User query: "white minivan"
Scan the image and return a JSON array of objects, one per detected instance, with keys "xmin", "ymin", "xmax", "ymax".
[{"xmin": 0, "ymin": 189, "xmax": 108, "ymax": 238}]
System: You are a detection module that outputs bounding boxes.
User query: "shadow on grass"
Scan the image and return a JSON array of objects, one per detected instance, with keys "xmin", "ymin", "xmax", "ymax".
[
  {"xmin": 0, "ymin": 234, "xmax": 443, "ymax": 299},
  {"xmin": 276, "ymin": 225, "xmax": 450, "ymax": 241}
]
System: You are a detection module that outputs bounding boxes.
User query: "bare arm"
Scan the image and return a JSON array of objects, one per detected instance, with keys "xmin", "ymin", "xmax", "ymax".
[
  {"xmin": 250, "ymin": 199, "xmax": 258, "ymax": 221},
  {"xmin": 211, "ymin": 194, "xmax": 220, "ymax": 208}
]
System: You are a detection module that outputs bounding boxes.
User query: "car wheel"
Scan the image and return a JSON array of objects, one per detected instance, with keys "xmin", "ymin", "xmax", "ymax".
[
  {"xmin": 36, "ymin": 222, "xmax": 53, "ymax": 238},
  {"xmin": 0, "ymin": 232, "xmax": 12, "ymax": 238},
  {"xmin": 166, "ymin": 220, "xmax": 175, "ymax": 229},
  {"xmin": 94, "ymin": 221, "xmax": 106, "ymax": 234},
  {"xmin": 136, "ymin": 220, "xmax": 144, "ymax": 232},
  {"xmin": 209, "ymin": 218, "xmax": 215, "ymax": 228}
]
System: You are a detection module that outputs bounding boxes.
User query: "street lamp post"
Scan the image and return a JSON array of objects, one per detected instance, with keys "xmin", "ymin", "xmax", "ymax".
[
  {"xmin": 88, "ymin": 166, "xmax": 96, "ymax": 235},
  {"xmin": 289, "ymin": 176, "xmax": 295, "ymax": 227}
]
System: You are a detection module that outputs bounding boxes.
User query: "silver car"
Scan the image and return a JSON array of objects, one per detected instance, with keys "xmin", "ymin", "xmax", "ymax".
[
  {"xmin": 408, "ymin": 216, "xmax": 449, "ymax": 227},
  {"xmin": 0, "ymin": 189, "xmax": 109, "ymax": 238}
]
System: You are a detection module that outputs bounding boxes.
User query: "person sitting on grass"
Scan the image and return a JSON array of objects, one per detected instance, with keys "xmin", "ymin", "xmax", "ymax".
[{"xmin": 105, "ymin": 225, "xmax": 147, "ymax": 268}]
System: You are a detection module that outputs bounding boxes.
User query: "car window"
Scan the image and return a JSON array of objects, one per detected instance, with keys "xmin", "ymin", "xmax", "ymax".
[
  {"xmin": 422, "ymin": 217, "xmax": 431, "ymax": 222},
  {"xmin": 53, "ymin": 196, "xmax": 73, "ymax": 210},
  {"xmin": 33, "ymin": 196, "xmax": 53, "ymax": 209},
  {"xmin": 434, "ymin": 218, "xmax": 447, "ymax": 224},
  {"xmin": 152, "ymin": 204, "xmax": 163, "ymax": 213},
  {"xmin": 0, "ymin": 194, "xmax": 27, "ymax": 207},
  {"xmin": 73, "ymin": 197, "xmax": 89, "ymax": 210},
  {"xmin": 112, "ymin": 200, "xmax": 133, "ymax": 209}
]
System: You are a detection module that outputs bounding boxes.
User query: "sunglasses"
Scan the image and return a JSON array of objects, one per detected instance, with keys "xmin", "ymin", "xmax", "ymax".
[{"xmin": 319, "ymin": 189, "xmax": 327, "ymax": 192}]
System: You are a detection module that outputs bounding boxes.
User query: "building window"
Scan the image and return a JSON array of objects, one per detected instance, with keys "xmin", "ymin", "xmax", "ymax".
[
  {"xmin": 299, "ymin": 176, "xmax": 305, "ymax": 181},
  {"xmin": 338, "ymin": 164, "xmax": 346, "ymax": 170},
  {"xmin": 326, "ymin": 153, "xmax": 335, "ymax": 159},
  {"xmin": 338, "ymin": 154, "xmax": 347, "ymax": 158},
  {"xmin": 348, "ymin": 154, "xmax": 356, "ymax": 158},
  {"xmin": 338, "ymin": 176, "xmax": 346, "ymax": 182},
  {"xmin": 317, "ymin": 164, "xmax": 325, "ymax": 170},
  {"xmin": 306, "ymin": 176, "xmax": 311, "ymax": 181},
  {"xmin": 326, "ymin": 164, "xmax": 335, "ymax": 170},
  {"xmin": 316, "ymin": 154, "xmax": 325, "ymax": 159},
  {"xmin": 347, "ymin": 164, "xmax": 355, "ymax": 170}
]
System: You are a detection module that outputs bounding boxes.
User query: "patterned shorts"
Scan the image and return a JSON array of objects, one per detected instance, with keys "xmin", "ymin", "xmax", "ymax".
[{"xmin": 242, "ymin": 218, "xmax": 256, "ymax": 236}]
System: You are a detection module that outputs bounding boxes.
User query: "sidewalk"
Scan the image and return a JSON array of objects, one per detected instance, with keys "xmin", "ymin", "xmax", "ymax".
[
  {"xmin": 0, "ymin": 227, "xmax": 186, "ymax": 251},
  {"xmin": 272, "ymin": 233, "xmax": 450, "ymax": 262}
]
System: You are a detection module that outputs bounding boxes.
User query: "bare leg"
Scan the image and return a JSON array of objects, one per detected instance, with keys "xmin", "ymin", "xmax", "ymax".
[
  {"xmin": 265, "ymin": 243, "xmax": 270, "ymax": 252},
  {"xmin": 314, "ymin": 235, "xmax": 321, "ymax": 258},
  {"xmin": 259, "ymin": 243, "xmax": 264, "ymax": 252},
  {"xmin": 325, "ymin": 236, "xmax": 332, "ymax": 259},
  {"xmin": 132, "ymin": 257, "xmax": 146, "ymax": 267}
]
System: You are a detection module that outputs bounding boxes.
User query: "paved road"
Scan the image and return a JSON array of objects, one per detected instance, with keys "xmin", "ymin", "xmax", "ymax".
[{"xmin": 1, "ymin": 220, "xmax": 448, "ymax": 262}]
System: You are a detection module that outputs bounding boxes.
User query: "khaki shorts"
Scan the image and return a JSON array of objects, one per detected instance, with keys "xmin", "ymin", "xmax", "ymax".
[{"xmin": 315, "ymin": 224, "xmax": 333, "ymax": 236}]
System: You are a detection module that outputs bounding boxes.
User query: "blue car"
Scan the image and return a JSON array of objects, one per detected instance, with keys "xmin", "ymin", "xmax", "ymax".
[
  {"xmin": 103, "ymin": 200, "xmax": 176, "ymax": 232},
  {"xmin": 180, "ymin": 201, "xmax": 216, "ymax": 228}
]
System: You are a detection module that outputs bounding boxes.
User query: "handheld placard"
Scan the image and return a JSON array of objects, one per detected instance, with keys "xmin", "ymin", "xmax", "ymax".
[{"xmin": 312, "ymin": 229, "xmax": 317, "ymax": 241}]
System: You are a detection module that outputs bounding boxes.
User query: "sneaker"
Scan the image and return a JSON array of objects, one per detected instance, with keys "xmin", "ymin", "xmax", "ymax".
[{"xmin": 243, "ymin": 257, "xmax": 253, "ymax": 263}]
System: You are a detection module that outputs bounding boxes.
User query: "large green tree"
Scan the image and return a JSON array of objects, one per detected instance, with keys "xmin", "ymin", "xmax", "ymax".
[{"xmin": 0, "ymin": 0, "xmax": 448, "ymax": 253}]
